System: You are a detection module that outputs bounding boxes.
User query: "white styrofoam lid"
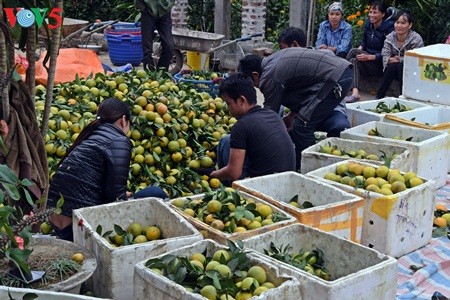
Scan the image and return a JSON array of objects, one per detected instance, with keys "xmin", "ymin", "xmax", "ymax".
[{"xmin": 406, "ymin": 44, "xmax": 450, "ymax": 59}]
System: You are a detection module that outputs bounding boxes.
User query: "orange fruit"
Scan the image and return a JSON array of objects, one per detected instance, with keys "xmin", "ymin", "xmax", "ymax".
[
  {"xmin": 434, "ymin": 217, "xmax": 447, "ymax": 228},
  {"xmin": 436, "ymin": 204, "xmax": 448, "ymax": 212},
  {"xmin": 156, "ymin": 103, "xmax": 168, "ymax": 115},
  {"xmin": 145, "ymin": 226, "xmax": 161, "ymax": 241}
]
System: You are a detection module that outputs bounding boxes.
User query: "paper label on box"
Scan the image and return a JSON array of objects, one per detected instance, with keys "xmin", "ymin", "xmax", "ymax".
[
  {"xmin": 371, "ymin": 195, "xmax": 399, "ymax": 220},
  {"xmin": 419, "ymin": 58, "xmax": 450, "ymax": 84}
]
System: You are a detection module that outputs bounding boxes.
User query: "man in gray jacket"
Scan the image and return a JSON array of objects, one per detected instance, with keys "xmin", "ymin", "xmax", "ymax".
[{"xmin": 239, "ymin": 48, "xmax": 352, "ymax": 170}]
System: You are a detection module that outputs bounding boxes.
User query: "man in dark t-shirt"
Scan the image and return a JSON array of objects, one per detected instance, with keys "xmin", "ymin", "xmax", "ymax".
[{"xmin": 210, "ymin": 73, "xmax": 295, "ymax": 183}]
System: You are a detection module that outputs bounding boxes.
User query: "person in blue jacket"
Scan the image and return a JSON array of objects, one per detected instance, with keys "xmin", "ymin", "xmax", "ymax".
[
  {"xmin": 345, "ymin": 1, "xmax": 394, "ymax": 102},
  {"xmin": 316, "ymin": 2, "xmax": 352, "ymax": 58}
]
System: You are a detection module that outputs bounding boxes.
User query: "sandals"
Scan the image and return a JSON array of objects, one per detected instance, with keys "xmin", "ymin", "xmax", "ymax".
[{"xmin": 344, "ymin": 95, "xmax": 360, "ymax": 103}]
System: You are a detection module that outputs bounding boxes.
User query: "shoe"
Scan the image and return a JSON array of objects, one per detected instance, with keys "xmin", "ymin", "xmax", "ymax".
[{"xmin": 344, "ymin": 95, "xmax": 360, "ymax": 103}]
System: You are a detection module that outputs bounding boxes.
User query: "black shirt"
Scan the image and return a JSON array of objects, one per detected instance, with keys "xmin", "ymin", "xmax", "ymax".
[{"xmin": 230, "ymin": 105, "xmax": 296, "ymax": 177}]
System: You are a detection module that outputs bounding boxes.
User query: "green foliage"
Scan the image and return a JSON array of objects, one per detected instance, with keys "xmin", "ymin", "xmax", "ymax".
[
  {"xmin": 62, "ymin": 0, "xmax": 130, "ymax": 22},
  {"xmin": 396, "ymin": 0, "xmax": 450, "ymax": 45}
]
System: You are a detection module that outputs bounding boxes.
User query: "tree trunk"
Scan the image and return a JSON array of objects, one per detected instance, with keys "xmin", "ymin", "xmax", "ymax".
[
  {"xmin": 26, "ymin": 1, "xmax": 37, "ymax": 100},
  {"xmin": 0, "ymin": 1, "xmax": 11, "ymax": 123},
  {"xmin": 40, "ymin": 0, "xmax": 63, "ymax": 137}
]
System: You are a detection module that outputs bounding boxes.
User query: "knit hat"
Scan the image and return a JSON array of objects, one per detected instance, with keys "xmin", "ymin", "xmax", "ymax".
[{"xmin": 328, "ymin": 2, "xmax": 343, "ymax": 13}]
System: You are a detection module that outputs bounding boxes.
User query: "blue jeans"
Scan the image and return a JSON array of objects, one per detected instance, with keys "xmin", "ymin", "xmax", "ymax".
[
  {"xmin": 216, "ymin": 135, "xmax": 249, "ymax": 186},
  {"xmin": 291, "ymin": 67, "xmax": 353, "ymax": 170},
  {"xmin": 141, "ymin": 10, "xmax": 174, "ymax": 69},
  {"xmin": 133, "ymin": 186, "xmax": 168, "ymax": 200}
]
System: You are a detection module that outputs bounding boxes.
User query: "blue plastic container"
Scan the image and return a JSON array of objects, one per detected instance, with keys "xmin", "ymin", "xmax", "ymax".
[{"xmin": 106, "ymin": 33, "xmax": 143, "ymax": 66}]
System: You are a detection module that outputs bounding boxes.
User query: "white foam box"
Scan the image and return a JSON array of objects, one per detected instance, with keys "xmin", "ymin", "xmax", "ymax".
[
  {"xmin": 232, "ymin": 172, "xmax": 364, "ymax": 243},
  {"xmin": 403, "ymin": 44, "xmax": 450, "ymax": 105},
  {"xmin": 307, "ymin": 160, "xmax": 436, "ymax": 257},
  {"xmin": 73, "ymin": 198, "xmax": 203, "ymax": 300},
  {"xmin": 168, "ymin": 191, "xmax": 297, "ymax": 244},
  {"xmin": 301, "ymin": 137, "xmax": 412, "ymax": 174},
  {"xmin": 0, "ymin": 286, "xmax": 110, "ymax": 300},
  {"xmin": 383, "ymin": 106, "xmax": 450, "ymax": 171},
  {"xmin": 346, "ymin": 97, "xmax": 430, "ymax": 127},
  {"xmin": 243, "ymin": 223, "xmax": 397, "ymax": 300},
  {"xmin": 340, "ymin": 121, "xmax": 449, "ymax": 188},
  {"xmin": 134, "ymin": 239, "xmax": 302, "ymax": 300}
]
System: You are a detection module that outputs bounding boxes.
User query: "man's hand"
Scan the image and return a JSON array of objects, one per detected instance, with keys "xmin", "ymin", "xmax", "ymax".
[
  {"xmin": 318, "ymin": 44, "xmax": 328, "ymax": 49},
  {"xmin": 356, "ymin": 53, "xmax": 374, "ymax": 61},
  {"xmin": 283, "ymin": 111, "xmax": 297, "ymax": 131}
]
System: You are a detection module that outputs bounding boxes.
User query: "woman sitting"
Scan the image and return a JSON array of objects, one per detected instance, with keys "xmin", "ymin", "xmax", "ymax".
[
  {"xmin": 47, "ymin": 98, "xmax": 167, "ymax": 241},
  {"xmin": 345, "ymin": 1, "xmax": 394, "ymax": 102},
  {"xmin": 315, "ymin": 2, "xmax": 352, "ymax": 58},
  {"xmin": 376, "ymin": 10, "xmax": 424, "ymax": 99}
]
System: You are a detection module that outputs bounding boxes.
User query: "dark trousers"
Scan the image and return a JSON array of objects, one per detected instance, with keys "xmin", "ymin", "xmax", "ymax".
[
  {"xmin": 216, "ymin": 134, "xmax": 249, "ymax": 186},
  {"xmin": 376, "ymin": 62, "xmax": 403, "ymax": 99},
  {"xmin": 346, "ymin": 48, "xmax": 384, "ymax": 89},
  {"xmin": 140, "ymin": 10, "xmax": 174, "ymax": 69},
  {"xmin": 291, "ymin": 67, "xmax": 353, "ymax": 170},
  {"xmin": 316, "ymin": 110, "xmax": 350, "ymax": 137}
]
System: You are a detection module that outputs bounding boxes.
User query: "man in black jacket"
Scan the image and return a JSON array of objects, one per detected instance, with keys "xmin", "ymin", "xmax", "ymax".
[{"xmin": 239, "ymin": 48, "xmax": 352, "ymax": 170}]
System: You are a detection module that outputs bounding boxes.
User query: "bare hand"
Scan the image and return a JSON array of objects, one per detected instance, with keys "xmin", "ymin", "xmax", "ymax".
[
  {"xmin": 318, "ymin": 45, "xmax": 328, "ymax": 49},
  {"xmin": 356, "ymin": 53, "xmax": 373, "ymax": 61},
  {"xmin": 283, "ymin": 114, "xmax": 294, "ymax": 131},
  {"xmin": 388, "ymin": 56, "xmax": 401, "ymax": 64}
]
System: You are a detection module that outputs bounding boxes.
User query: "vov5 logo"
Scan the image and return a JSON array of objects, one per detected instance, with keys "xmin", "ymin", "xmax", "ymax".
[{"xmin": 3, "ymin": 7, "xmax": 62, "ymax": 28}]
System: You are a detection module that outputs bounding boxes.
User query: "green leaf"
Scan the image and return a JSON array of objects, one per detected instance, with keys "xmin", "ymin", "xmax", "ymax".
[
  {"xmin": 174, "ymin": 266, "xmax": 187, "ymax": 284},
  {"xmin": 0, "ymin": 164, "xmax": 19, "ymax": 184},
  {"xmin": 20, "ymin": 178, "xmax": 34, "ymax": 187},
  {"xmin": 22, "ymin": 293, "xmax": 39, "ymax": 300},
  {"xmin": 432, "ymin": 227, "xmax": 448, "ymax": 238},
  {"xmin": 234, "ymin": 207, "xmax": 245, "ymax": 220},
  {"xmin": 103, "ymin": 230, "xmax": 113, "ymax": 238},
  {"xmin": 96, "ymin": 225, "xmax": 103, "ymax": 235},
  {"xmin": 212, "ymin": 271, "xmax": 222, "ymax": 289},
  {"xmin": 114, "ymin": 224, "xmax": 126, "ymax": 236},
  {"xmin": 2, "ymin": 183, "xmax": 20, "ymax": 200},
  {"xmin": 56, "ymin": 195, "xmax": 64, "ymax": 210}
]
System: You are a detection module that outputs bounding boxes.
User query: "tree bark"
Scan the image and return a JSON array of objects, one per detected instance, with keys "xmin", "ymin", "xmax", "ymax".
[
  {"xmin": 0, "ymin": 1, "xmax": 11, "ymax": 123},
  {"xmin": 26, "ymin": 1, "xmax": 37, "ymax": 100},
  {"xmin": 40, "ymin": 0, "xmax": 63, "ymax": 137}
]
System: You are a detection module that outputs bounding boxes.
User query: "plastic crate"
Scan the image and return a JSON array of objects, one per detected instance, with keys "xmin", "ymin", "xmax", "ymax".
[
  {"xmin": 340, "ymin": 121, "xmax": 449, "ymax": 188},
  {"xmin": 243, "ymin": 224, "xmax": 397, "ymax": 300},
  {"xmin": 72, "ymin": 198, "xmax": 203, "ymax": 300},
  {"xmin": 174, "ymin": 72, "xmax": 219, "ymax": 96},
  {"xmin": 403, "ymin": 44, "xmax": 450, "ymax": 105},
  {"xmin": 168, "ymin": 191, "xmax": 297, "ymax": 245},
  {"xmin": 346, "ymin": 98, "xmax": 430, "ymax": 127},
  {"xmin": 307, "ymin": 159, "xmax": 436, "ymax": 257},
  {"xmin": 301, "ymin": 137, "xmax": 412, "ymax": 174},
  {"xmin": 232, "ymin": 172, "xmax": 364, "ymax": 243},
  {"xmin": 134, "ymin": 239, "xmax": 302, "ymax": 300}
]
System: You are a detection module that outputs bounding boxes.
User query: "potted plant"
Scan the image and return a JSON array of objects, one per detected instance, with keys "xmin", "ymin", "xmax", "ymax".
[{"xmin": 0, "ymin": 136, "xmax": 96, "ymax": 294}]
